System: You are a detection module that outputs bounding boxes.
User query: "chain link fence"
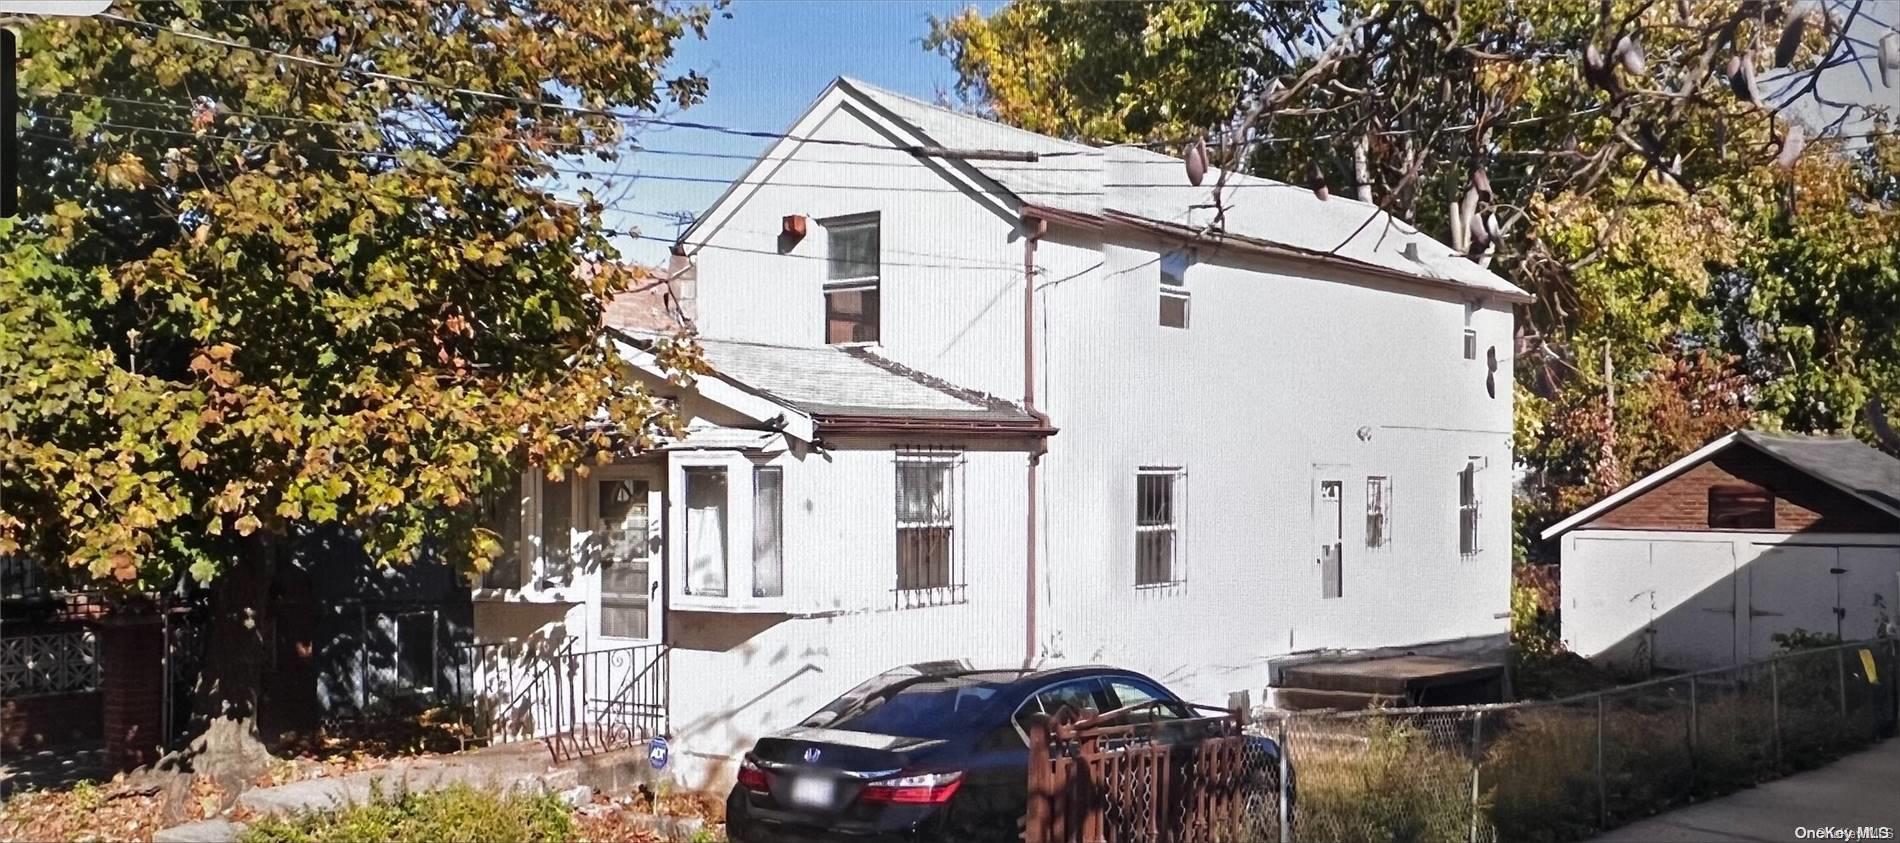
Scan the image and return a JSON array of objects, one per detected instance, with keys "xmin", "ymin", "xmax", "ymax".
[{"xmin": 1255, "ymin": 638, "xmax": 1899, "ymax": 843}]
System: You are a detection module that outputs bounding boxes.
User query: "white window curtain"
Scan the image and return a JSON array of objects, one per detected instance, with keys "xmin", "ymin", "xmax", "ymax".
[{"xmin": 684, "ymin": 467, "xmax": 729, "ymax": 596}]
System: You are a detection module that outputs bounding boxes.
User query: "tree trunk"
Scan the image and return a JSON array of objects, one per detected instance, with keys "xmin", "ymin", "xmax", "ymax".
[{"xmin": 185, "ymin": 534, "xmax": 277, "ymax": 786}]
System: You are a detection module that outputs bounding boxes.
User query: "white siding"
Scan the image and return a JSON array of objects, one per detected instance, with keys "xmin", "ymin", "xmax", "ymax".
[
  {"xmin": 1032, "ymin": 232, "xmax": 1514, "ymax": 706},
  {"xmin": 666, "ymin": 438, "xmax": 1029, "ymax": 788},
  {"xmin": 661, "ymin": 89, "xmax": 1520, "ymax": 776},
  {"xmin": 687, "ymin": 94, "xmax": 1028, "ymax": 401}
]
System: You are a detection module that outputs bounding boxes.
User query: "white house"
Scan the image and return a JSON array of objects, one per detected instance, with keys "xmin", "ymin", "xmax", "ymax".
[
  {"xmin": 1543, "ymin": 431, "xmax": 1900, "ymax": 673},
  {"xmin": 469, "ymin": 78, "xmax": 1528, "ymax": 787}
]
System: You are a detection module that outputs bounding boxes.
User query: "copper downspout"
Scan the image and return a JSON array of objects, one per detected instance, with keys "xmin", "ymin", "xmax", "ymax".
[{"xmin": 1023, "ymin": 214, "xmax": 1051, "ymax": 668}]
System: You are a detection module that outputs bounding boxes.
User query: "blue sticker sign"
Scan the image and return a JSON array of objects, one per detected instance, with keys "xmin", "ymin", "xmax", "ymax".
[{"xmin": 647, "ymin": 736, "xmax": 670, "ymax": 770}]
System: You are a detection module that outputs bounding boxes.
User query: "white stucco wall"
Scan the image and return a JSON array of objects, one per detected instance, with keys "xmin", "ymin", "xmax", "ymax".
[{"xmin": 1561, "ymin": 529, "xmax": 1900, "ymax": 671}]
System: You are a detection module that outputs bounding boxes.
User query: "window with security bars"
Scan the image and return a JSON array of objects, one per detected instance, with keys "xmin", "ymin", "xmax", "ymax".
[
  {"xmin": 1366, "ymin": 475, "xmax": 1392, "ymax": 548},
  {"xmin": 824, "ymin": 214, "xmax": 880, "ymax": 344},
  {"xmin": 895, "ymin": 450, "xmax": 961, "ymax": 603},
  {"xmin": 1136, "ymin": 468, "xmax": 1183, "ymax": 586},
  {"xmin": 1458, "ymin": 460, "xmax": 1481, "ymax": 556}
]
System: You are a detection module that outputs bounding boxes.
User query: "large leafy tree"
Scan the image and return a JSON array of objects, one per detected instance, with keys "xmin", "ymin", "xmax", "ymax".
[
  {"xmin": 1, "ymin": 0, "xmax": 711, "ymax": 776},
  {"xmin": 929, "ymin": 0, "xmax": 1900, "ymax": 550}
]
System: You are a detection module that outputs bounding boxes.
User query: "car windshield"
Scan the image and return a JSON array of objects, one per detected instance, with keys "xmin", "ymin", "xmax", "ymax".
[{"xmin": 800, "ymin": 673, "xmax": 1012, "ymax": 739}]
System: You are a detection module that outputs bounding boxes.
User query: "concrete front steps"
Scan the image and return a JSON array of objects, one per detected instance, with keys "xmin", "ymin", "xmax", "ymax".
[{"xmin": 154, "ymin": 742, "xmax": 664, "ymax": 842}]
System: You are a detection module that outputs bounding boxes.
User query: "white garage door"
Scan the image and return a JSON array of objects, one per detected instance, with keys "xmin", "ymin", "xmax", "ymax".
[
  {"xmin": 1744, "ymin": 545, "xmax": 1843, "ymax": 662},
  {"xmin": 1648, "ymin": 541, "xmax": 1740, "ymax": 670}
]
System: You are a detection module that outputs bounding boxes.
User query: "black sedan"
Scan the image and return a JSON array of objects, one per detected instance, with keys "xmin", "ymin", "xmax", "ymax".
[{"xmin": 726, "ymin": 663, "xmax": 1292, "ymax": 842}]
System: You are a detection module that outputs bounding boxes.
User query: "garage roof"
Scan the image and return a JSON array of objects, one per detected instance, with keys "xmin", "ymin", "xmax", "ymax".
[{"xmin": 1541, "ymin": 430, "xmax": 1900, "ymax": 539}]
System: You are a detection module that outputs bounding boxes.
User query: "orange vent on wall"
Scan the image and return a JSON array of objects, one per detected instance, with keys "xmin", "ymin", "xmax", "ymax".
[{"xmin": 782, "ymin": 214, "xmax": 807, "ymax": 240}]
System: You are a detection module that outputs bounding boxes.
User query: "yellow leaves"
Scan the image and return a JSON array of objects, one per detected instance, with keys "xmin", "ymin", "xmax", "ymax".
[
  {"xmin": 98, "ymin": 153, "xmax": 155, "ymax": 190},
  {"xmin": 234, "ymin": 514, "xmax": 262, "ymax": 536}
]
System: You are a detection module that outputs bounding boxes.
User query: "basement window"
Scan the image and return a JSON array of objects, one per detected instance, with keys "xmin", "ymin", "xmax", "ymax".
[{"xmin": 1708, "ymin": 486, "xmax": 1775, "ymax": 529}]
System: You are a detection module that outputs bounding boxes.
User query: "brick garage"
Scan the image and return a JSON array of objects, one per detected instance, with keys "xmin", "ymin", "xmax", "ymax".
[
  {"xmin": 1547, "ymin": 431, "xmax": 1900, "ymax": 671},
  {"xmin": 1587, "ymin": 446, "xmax": 1896, "ymax": 534}
]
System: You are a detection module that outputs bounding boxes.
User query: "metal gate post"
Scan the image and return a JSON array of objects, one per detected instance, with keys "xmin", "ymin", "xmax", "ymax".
[
  {"xmin": 1468, "ymin": 711, "xmax": 1485, "ymax": 843},
  {"xmin": 1278, "ymin": 716, "xmax": 1293, "ymax": 843}
]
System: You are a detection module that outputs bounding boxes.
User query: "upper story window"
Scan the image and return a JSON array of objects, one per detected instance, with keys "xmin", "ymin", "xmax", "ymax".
[
  {"xmin": 1708, "ymin": 485, "xmax": 1775, "ymax": 529},
  {"xmin": 1159, "ymin": 250, "xmax": 1192, "ymax": 329},
  {"xmin": 1463, "ymin": 303, "xmax": 1479, "ymax": 360},
  {"xmin": 824, "ymin": 214, "xmax": 880, "ymax": 345}
]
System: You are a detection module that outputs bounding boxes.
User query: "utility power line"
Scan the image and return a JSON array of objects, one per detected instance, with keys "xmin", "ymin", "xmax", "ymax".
[{"xmin": 93, "ymin": 12, "xmax": 1096, "ymax": 161}]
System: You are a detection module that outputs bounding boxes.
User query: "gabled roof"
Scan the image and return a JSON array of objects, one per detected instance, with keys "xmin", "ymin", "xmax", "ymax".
[
  {"xmin": 836, "ymin": 78, "xmax": 1530, "ymax": 303},
  {"xmin": 1540, "ymin": 430, "xmax": 1900, "ymax": 539}
]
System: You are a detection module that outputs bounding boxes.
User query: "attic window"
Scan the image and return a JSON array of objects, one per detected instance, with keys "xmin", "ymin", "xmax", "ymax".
[
  {"xmin": 824, "ymin": 214, "xmax": 880, "ymax": 344},
  {"xmin": 1708, "ymin": 486, "xmax": 1775, "ymax": 529},
  {"xmin": 1159, "ymin": 250, "xmax": 1192, "ymax": 329}
]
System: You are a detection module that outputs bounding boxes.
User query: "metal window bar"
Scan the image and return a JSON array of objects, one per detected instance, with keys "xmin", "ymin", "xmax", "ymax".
[
  {"xmin": 1136, "ymin": 468, "xmax": 1183, "ymax": 587},
  {"xmin": 1366, "ymin": 476, "xmax": 1391, "ymax": 548},
  {"xmin": 894, "ymin": 448, "xmax": 966, "ymax": 608}
]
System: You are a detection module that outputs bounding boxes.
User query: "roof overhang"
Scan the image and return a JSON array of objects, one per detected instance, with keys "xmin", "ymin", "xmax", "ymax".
[
  {"xmin": 1540, "ymin": 431, "xmax": 1900, "ymax": 540},
  {"xmin": 608, "ymin": 333, "xmax": 817, "ymax": 443},
  {"xmin": 1087, "ymin": 208, "xmax": 1535, "ymax": 306},
  {"xmin": 814, "ymin": 414, "xmax": 1058, "ymax": 439}
]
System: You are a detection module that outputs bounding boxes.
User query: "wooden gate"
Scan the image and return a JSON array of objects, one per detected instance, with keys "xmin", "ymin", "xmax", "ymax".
[{"xmin": 1025, "ymin": 704, "xmax": 1280, "ymax": 843}]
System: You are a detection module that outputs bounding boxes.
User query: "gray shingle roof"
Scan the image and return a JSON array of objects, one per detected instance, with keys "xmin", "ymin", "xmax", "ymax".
[
  {"xmin": 837, "ymin": 77, "xmax": 1529, "ymax": 302},
  {"xmin": 693, "ymin": 337, "xmax": 1038, "ymax": 424},
  {"xmin": 1737, "ymin": 431, "xmax": 1900, "ymax": 513}
]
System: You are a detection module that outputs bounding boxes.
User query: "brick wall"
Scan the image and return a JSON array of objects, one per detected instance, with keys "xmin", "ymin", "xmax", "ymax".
[
  {"xmin": 1589, "ymin": 445, "xmax": 1898, "ymax": 533},
  {"xmin": 1, "ymin": 691, "xmax": 102, "ymax": 753},
  {"xmin": 604, "ymin": 257, "xmax": 695, "ymax": 333},
  {"xmin": 97, "ymin": 617, "xmax": 166, "ymax": 770}
]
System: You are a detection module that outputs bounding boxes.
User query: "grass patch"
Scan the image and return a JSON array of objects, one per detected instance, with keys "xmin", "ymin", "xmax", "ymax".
[{"xmin": 239, "ymin": 783, "xmax": 574, "ymax": 843}]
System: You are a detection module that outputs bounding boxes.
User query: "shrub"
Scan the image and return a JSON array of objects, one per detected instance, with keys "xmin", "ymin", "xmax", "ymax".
[
  {"xmin": 1292, "ymin": 718, "xmax": 1475, "ymax": 843},
  {"xmin": 239, "ymin": 783, "xmax": 574, "ymax": 843}
]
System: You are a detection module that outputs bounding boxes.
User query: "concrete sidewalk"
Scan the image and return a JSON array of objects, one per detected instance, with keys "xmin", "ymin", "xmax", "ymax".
[{"xmin": 1593, "ymin": 738, "xmax": 1900, "ymax": 842}]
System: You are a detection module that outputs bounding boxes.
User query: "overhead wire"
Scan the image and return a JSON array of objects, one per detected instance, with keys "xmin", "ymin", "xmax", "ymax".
[{"xmin": 92, "ymin": 12, "xmax": 1100, "ymax": 159}]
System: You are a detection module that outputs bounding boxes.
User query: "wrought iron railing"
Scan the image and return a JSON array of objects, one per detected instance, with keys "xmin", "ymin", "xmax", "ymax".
[{"xmin": 448, "ymin": 640, "xmax": 670, "ymax": 761}]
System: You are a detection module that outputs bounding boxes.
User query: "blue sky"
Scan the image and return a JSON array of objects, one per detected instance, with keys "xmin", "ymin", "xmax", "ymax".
[{"xmin": 593, "ymin": 0, "xmax": 998, "ymax": 265}]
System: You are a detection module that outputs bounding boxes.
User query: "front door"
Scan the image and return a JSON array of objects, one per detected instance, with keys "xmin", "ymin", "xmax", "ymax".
[
  {"xmin": 589, "ymin": 468, "xmax": 664, "ymax": 642},
  {"xmin": 1316, "ymin": 479, "xmax": 1344, "ymax": 599}
]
